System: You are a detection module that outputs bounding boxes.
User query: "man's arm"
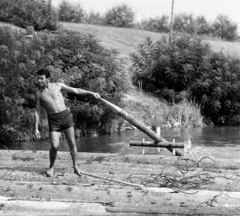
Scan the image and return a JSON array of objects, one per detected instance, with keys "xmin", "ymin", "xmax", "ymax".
[
  {"xmin": 58, "ymin": 83, "xmax": 100, "ymax": 99},
  {"xmin": 34, "ymin": 92, "xmax": 41, "ymax": 139}
]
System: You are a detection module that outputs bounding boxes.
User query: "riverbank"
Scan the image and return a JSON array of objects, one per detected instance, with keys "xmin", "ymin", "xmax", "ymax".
[{"xmin": 0, "ymin": 150, "xmax": 240, "ymax": 215}]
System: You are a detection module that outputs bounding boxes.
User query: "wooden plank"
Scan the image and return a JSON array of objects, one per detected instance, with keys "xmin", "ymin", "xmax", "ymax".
[
  {"xmin": 99, "ymin": 98, "xmax": 183, "ymax": 156},
  {"xmin": 105, "ymin": 205, "xmax": 240, "ymax": 215},
  {"xmin": 129, "ymin": 140, "xmax": 184, "ymax": 148},
  {"xmin": 1, "ymin": 197, "xmax": 239, "ymax": 216}
]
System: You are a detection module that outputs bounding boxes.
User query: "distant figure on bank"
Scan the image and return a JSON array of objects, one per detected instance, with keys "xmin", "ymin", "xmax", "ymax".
[{"xmin": 34, "ymin": 68, "xmax": 100, "ymax": 177}]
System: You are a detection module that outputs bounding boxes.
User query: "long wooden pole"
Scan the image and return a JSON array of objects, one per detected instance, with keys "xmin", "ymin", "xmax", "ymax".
[
  {"xmin": 169, "ymin": 0, "xmax": 175, "ymax": 42},
  {"xmin": 81, "ymin": 171, "xmax": 142, "ymax": 188},
  {"xmin": 99, "ymin": 98, "xmax": 183, "ymax": 156}
]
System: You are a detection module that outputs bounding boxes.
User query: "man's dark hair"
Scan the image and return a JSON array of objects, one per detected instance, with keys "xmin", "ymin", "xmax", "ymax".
[{"xmin": 37, "ymin": 68, "xmax": 50, "ymax": 78}]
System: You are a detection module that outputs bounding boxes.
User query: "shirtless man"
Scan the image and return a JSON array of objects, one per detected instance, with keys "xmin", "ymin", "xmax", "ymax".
[{"xmin": 34, "ymin": 68, "xmax": 100, "ymax": 177}]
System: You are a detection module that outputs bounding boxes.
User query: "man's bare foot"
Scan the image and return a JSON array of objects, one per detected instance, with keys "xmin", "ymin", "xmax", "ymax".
[
  {"xmin": 46, "ymin": 168, "xmax": 54, "ymax": 177},
  {"xmin": 74, "ymin": 167, "xmax": 82, "ymax": 177}
]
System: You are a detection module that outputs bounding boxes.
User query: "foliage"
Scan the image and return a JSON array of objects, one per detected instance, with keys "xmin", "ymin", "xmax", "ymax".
[
  {"xmin": 167, "ymin": 99, "xmax": 203, "ymax": 128},
  {"xmin": 104, "ymin": 4, "xmax": 135, "ymax": 28},
  {"xmin": 57, "ymin": 0, "xmax": 85, "ymax": 23},
  {"xmin": 125, "ymin": 89, "xmax": 203, "ymax": 129},
  {"xmin": 173, "ymin": 13, "xmax": 196, "ymax": 35},
  {"xmin": 130, "ymin": 35, "xmax": 240, "ymax": 125},
  {"xmin": 84, "ymin": 11, "xmax": 105, "ymax": 25},
  {"xmin": 149, "ymin": 99, "xmax": 203, "ymax": 129},
  {"xmin": 0, "ymin": 0, "xmax": 58, "ymax": 31},
  {"xmin": 212, "ymin": 15, "xmax": 238, "ymax": 41},
  {"xmin": 139, "ymin": 15, "xmax": 169, "ymax": 33},
  {"xmin": 173, "ymin": 13, "xmax": 239, "ymax": 40},
  {"xmin": 195, "ymin": 16, "xmax": 212, "ymax": 35},
  {"xmin": 0, "ymin": 26, "xmax": 130, "ymax": 142},
  {"xmin": 138, "ymin": 13, "xmax": 238, "ymax": 41}
]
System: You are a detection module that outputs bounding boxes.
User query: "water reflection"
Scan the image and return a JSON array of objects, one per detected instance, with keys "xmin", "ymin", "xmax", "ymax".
[
  {"xmin": 1, "ymin": 126, "xmax": 240, "ymax": 153},
  {"xmin": 189, "ymin": 127, "xmax": 240, "ymax": 147}
]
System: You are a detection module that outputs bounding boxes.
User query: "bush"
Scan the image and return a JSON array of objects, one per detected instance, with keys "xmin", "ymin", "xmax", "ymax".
[
  {"xmin": 173, "ymin": 13, "xmax": 197, "ymax": 35},
  {"xmin": 104, "ymin": 4, "xmax": 135, "ymax": 27},
  {"xmin": 130, "ymin": 35, "xmax": 240, "ymax": 125},
  {"xmin": 0, "ymin": 26, "xmax": 130, "ymax": 142},
  {"xmin": 84, "ymin": 11, "xmax": 105, "ymax": 25},
  {"xmin": 58, "ymin": 0, "xmax": 85, "ymax": 23},
  {"xmin": 212, "ymin": 14, "xmax": 238, "ymax": 41},
  {"xmin": 0, "ymin": 0, "xmax": 58, "ymax": 31},
  {"xmin": 146, "ymin": 98, "xmax": 203, "ymax": 129},
  {"xmin": 195, "ymin": 16, "xmax": 211, "ymax": 35},
  {"xmin": 140, "ymin": 15, "xmax": 169, "ymax": 33}
]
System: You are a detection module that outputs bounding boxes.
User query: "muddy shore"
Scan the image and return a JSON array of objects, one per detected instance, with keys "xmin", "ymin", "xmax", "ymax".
[{"xmin": 0, "ymin": 149, "xmax": 240, "ymax": 215}]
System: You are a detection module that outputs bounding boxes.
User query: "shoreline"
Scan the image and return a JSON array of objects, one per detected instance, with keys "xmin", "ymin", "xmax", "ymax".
[{"xmin": 1, "ymin": 140, "xmax": 240, "ymax": 161}]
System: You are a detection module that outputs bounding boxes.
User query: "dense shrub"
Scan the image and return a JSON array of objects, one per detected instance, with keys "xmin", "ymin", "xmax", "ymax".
[
  {"xmin": 104, "ymin": 4, "xmax": 135, "ymax": 27},
  {"xmin": 0, "ymin": 26, "xmax": 130, "ymax": 142},
  {"xmin": 58, "ymin": 0, "xmax": 85, "ymax": 23},
  {"xmin": 140, "ymin": 15, "xmax": 169, "ymax": 33},
  {"xmin": 0, "ymin": 0, "xmax": 58, "ymax": 31},
  {"xmin": 139, "ymin": 13, "xmax": 238, "ymax": 41},
  {"xmin": 84, "ymin": 11, "xmax": 105, "ymax": 25},
  {"xmin": 173, "ymin": 13, "xmax": 196, "ymax": 35},
  {"xmin": 212, "ymin": 15, "xmax": 238, "ymax": 41},
  {"xmin": 195, "ymin": 16, "xmax": 212, "ymax": 36},
  {"xmin": 130, "ymin": 35, "xmax": 240, "ymax": 125}
]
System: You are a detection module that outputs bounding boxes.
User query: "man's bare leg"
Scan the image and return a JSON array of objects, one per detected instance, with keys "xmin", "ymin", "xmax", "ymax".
[
  {"xmin": 64, "ymin": 127, "xmax": 82, "ymax": 176},
  {"xmin": 47, "ymin": 131, "xmax": 60, "ymax": 177}
]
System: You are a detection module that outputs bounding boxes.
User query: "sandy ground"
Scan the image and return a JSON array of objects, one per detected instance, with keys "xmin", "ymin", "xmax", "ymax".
[{"xmin": 0, "ymin": 149, "xmax": 240, "ymax": 215}]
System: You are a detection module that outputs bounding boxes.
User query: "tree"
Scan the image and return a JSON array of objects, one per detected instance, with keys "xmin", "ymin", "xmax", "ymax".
[
  {"xmin": 58, "ymin": 0, "xmax": 84, "ymax": 23},
  {"xmin": 0, "ymin": 0, "xmax": 58, "ymax": 31},
  {"xmin": 104, "ymin": 4, "xmax": 135, "ymax": 27},
  {"xmin": 0, "ymin": 26, "xmax": 130, "ymax": 142},
  {"xmin": 173, "ymin": 13, "xmax": 196, "ymax": 34},
  {"xmin": 212, "ymin": 14, "xmax": 238, "ymax": 41},
  {"xmin": 140, "ymin": 15, "xmax": 169, "ymax": 33},
  {"xmin": 130, "ymin": 35, "xmax": 240, "ymax": 125},
  {"xmin": 195, "ymin": 15, "xmax": 211, "ymax": 35}
]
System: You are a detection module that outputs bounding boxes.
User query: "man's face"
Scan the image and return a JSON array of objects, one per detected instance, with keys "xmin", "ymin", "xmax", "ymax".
[{"xmin": 37, "ymin": 75, "xmax": 48, "ymax": 87}]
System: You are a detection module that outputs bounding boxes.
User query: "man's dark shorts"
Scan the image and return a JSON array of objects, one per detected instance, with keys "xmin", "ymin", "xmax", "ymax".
[{"xmin": 48, "ymin": 109, "xmax": 74, "ymax": 132}]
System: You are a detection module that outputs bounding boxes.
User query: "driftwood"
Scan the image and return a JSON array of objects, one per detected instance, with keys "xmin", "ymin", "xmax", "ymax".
[
  {"xmin": 130, "ymin": 140, "xmax": 184, "ymax": 148},
  {"xmin": 99, "ymin": 98, "xmax": 183, "ymax": 156}
]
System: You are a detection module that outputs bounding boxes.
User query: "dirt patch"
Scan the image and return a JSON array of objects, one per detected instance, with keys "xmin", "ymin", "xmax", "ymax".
[{"xmin": 12, "ymin": 155, "xmax": 34, "ymax": 161}]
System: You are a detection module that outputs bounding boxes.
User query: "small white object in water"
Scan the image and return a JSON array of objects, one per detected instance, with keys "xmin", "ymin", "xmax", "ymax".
[{"xmin": 184, "ymin": 138, "xmax": 192, "ymax": 155}]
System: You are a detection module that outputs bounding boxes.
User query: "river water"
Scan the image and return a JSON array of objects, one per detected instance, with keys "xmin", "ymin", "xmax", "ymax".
[{"xmin": 1, "ymin": 126, "xmax": 240, "ymax": 159}]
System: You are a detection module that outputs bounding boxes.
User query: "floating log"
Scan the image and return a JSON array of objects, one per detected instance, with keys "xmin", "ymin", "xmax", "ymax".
[
  {"xmin": 129, "ymin": 140, "xmax": 184, "ymax": 148},
  {"xmin": 99, "ymin": 98, "xmax": 183, "ymax": 156}
]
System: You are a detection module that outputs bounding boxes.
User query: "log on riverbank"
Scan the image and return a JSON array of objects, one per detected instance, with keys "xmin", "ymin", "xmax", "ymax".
[{"xmin": 0, "ymin": 150, "xmax": 240, "ymax": 215}]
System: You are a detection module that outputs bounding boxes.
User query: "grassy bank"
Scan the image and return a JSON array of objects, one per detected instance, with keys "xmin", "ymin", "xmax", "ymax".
[
  {"xmin": 61, "ymin": 22, "xmax": 240, "ymax": 65},
  {"xmin": 60, "ymin": 22, "xmax": 168, "ymax": 67},
  {"xmin": 2, "ymin": 21, "xmax": 239, "ymax": 59},
  {"xmin": 2, "ymin": 20, "xmax": 239, "ymax": 65},
  {"xmin": 121, "ymin": 88, "xmax": 202, "ymax": 130}
]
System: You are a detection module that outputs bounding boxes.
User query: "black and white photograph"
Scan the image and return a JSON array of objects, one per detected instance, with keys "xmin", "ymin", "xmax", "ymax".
[{"xmin": 0, "ymin": 0, "xmax": 240, "ymax": 215}]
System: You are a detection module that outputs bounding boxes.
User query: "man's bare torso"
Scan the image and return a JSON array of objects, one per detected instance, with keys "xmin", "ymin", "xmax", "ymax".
[{"xmin": 37, "ymin": 83, "xmax": 67, "ymax": 115}]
